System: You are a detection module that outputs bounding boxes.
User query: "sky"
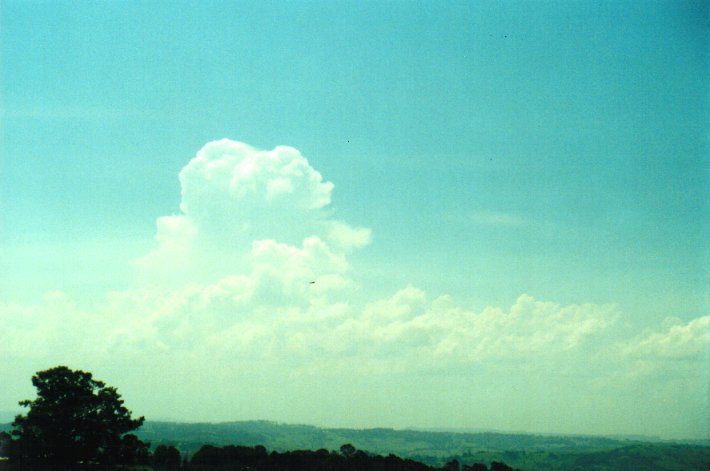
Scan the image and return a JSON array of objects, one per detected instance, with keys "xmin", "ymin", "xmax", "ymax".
[{"xmin": 0, "ymin": 0, "xmax": 707, "ymax": 440}]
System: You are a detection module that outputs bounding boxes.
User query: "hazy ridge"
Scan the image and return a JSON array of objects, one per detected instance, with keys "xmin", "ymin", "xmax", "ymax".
[{"xmin": 132, "ymin": 421, "xmax": 710, "ymax": 470}]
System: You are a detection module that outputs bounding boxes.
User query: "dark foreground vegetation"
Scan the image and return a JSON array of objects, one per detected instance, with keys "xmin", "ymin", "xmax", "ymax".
[
  {"xmin": 181, "ymin": 443, "xmax": 517, "ymax": 471},
  {"xmin": 1, "ymin": 366, "xmax": 708, "ymax": 470},
  {"xmin": 0, "ymin": 439, "xmax": 518, "ymax": 471},
  {"xmin": 0, "ymin": 366, "xmax": 516, "ymax": 471}
]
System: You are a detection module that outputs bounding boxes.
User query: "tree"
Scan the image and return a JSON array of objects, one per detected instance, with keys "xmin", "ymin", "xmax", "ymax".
[
  {"xmin": 462, "ymin": 464, "xmax": 488, "ymax": 471},
  {"xmin": 490, "ymin": 462, "xmax": 519, "ymax": 471},
  {"xmin": 443, "ymin": 459, "xmax": 460, "ymax": 471},
  {"xmin": 9, "ymin": 366, "xmax": 146, "ymax": 469},
  {"xmin": 153, "ymin": 444, "xmax": 181, "ymax": 470},
  {"xmin": 0, "ymin": 431, "xmax": 10, "ymax": 457},
  {"xmin": 119, "ymin": 433, "xmax": 151, "ymax": 465},
  {"xmin": 340, "ymin": 443, "xmax": 357, "ymax": 458}
]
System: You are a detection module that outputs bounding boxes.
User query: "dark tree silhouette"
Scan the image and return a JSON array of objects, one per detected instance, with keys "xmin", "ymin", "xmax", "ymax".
[
  {"xmin": 9, "ymin": 366, "xmax": 146, "ymax": 470},
  {"xmin": 340, "ymin": 443, "xmax": 357, "ymax": 458},
  {"xmin": 0, "ymin": 431, "xmax": 11, "ymax": 458},
  {"xmin": 490, "ymin": 461, "xmax": 518, "ymax": 471},
  {"xmin": 153, "ymin": 444, "xmax": 182, "ymax": 470},
  {"xmin": 119, "ymin": 433, "xmax": 151, "ymax": 465},
  {"xmin": 443, "ymin": 458, "xmax": 460, "ymax": 470},
  {"xmin": 462, "ymin": 464, "xmax": 488, "ymax": 471},
  {"xmin": 185, "ymin": 443, "xmax": 507, "ymax": 471}
]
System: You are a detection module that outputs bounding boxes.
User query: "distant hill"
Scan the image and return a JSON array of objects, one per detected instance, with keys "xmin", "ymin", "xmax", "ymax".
[
  {"xmin": 130, "ymin": 420, "xmax": 710, "ymax": 470},
  {"xmin": 0, "ymin": 412, "xmax": 18, "ymax": 424},
  {"xmin": 1, "ymin": 419, "xmax": 707, "ymax": 469}
]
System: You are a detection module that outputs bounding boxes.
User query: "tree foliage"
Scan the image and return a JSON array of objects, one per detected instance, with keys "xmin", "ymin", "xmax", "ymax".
[
  {"xmin": 9, "ymin": 366, "xmax": 146, "ymax": 469},
  {"xmin": 153, "ymin": 444, "xmax": 182, "ymax": 470},
  {"xmin": 185, "ymin": 443, "xmax": 512, "ymax": 471}
]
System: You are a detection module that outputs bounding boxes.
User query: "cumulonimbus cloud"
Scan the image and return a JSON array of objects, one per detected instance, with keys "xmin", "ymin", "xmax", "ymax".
[
  {"xmin": 135, "ymin": 139, "xmax": 370, "ymax": 288},
  {"xmin": 4, "ymin": 139, "xmax": 707, "ymax": 375}
]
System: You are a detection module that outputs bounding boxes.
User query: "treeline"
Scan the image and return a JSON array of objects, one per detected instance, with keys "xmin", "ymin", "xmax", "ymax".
[
  {"xmin": 1, "ymin": 436, "xmax": 521, "ymax": 471},
  {"xmin": 154, "ymin": 443, "xmax": 520, "ymax": 471},
  {"xmin": 1, "ymin": 438, "xmax": 520, "ymax": 471}
]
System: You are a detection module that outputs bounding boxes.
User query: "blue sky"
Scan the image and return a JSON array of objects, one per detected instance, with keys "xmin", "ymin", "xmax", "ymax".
[{"xmin": 1, "ymin": 1, "xmax": 707, "ymax": 439}]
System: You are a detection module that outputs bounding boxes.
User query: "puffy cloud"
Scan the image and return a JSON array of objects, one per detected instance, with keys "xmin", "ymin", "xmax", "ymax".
[
  {"xmin": 0, "ymin": 139, "xmax": 674, "ymax": 377},
  {"xmin": 2, "ymin": 139, "xmax": 707, "ymax": 437},
  {"xmin": 326, "ymin": 221, "xmax": 372, "ymax": 252},
  {"xmin": 106, "ymin": 139, "xmax": 370, "ymax": 363},
  {"xmin": 96, "ymin": 281, "xmax": 620, "ymax": 378},
  {"xmin": 318, "ymin": 292, "xmax": 618, "ymax": 372},
  {"xmin": 135, "ymin": 139, "xmax": 368, "ymax": 288},
  {"xmin": 178, "ymin": 140, "xmax": 333, "ymax": 234},
  {"xmin": 621, "ymin": 315, "xmax": 710, "ymax": 362}
]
